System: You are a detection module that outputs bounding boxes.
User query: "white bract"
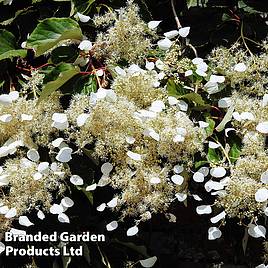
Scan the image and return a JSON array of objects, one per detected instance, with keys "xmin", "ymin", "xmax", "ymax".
[
  {"xmin": 157, "ymin": 38, "xmax": 172, "ymax": 50},
  {"xmin": 5, "ymin": 208, "xmax": 17, "ymax": 218},
  {"xmin": 106, "ymin": 221, "xmax": 118, "ymax": 231},
  {"xmin": 255, "ymin": 188, "xmax": 268, "ymax": 202},
  {"xmin": 145, "ymin": 61, "xmax": 154, "ymax": 71},
  {"xmin": 150, "ymin": 100, "xmax": 165, "ymax": 113},
  {"xmin": 204, "ymin": 81, "xmax": 219, "ymax": 94},
  {"xmin": 56, "ymin": 147, "xmax": 73, "ymax": 163},
  {"xmin": 210, "ymin": 211, "xmax": 226, "ymax": 223},
  {"xmin": 148, "ymin": 20, "xmax": 161, "ymax": 30},
  {"xmin": 175, "ymin": 192, "xmax": 187, "ymax": 202},
  {"xmin": 127, "ymin": 151, "xmax": 142, "ymax": 161},
  {"xmin": 77, "ymin": 12, "xmax": 90, "ymax": 23},
  {"xmin": 115, "ymin": 66, "xmax": 126, "ymax": 76},
  {"xmin": 140, "ymin": 256, "xmax": 158, "ymax": 268},
  {"xmin": 0, "ymin": 114, "xmax": 12, "ymax": 123},
  {"xmin": 171, "ymin": 175, "xmax": 184, "ymax": 185},
  {"xmin": 143, "ymin": 128, "xmax": 160, "ymax": 141},
  {"xmin": 178, "ymin": 100, "xmax": 188, "ymax": 112},
  {"xmin": 0, "ymin": 94, "xmax": 12, "ymax": 105},
  {"xmin": 198, "ymin": 121, "xmax": 209, "ymax": 128},
  {"xmin": 61, "ymin": 197, "xmax": 74, "ymax": 208},
  {"xmin": 150, "ymin": 177, "xmax": 161, "ymax": 184},
  {"xmin": 126, "ymin": 136, "xmax": 135, "ymax": 144},
  {"xmin": 196, "ymin": 205, "xmax": 212, "ymax": 215},
  {"xmin": 127, "ymin": 226, "xmax": 139, "ymax": 236},
  {"xmin": 70, "ymin": 175, "xmax": 84, "ymax": 186},
  {"xmin": 208, "ymin": 141, "xmax": 220, "ymax": 149},
  {"xmin": 209, "ymin": 75, "xmax": 225, "ymax": 83},
  {"xmin": 248, "ymin": 224, "xmax": 266, "ymax": 238},
  {"xmin": 261, "ymin": 171, "xmax": 268, "ymax": 184},
  {"xmin": 210, "ymin": 167, "xmax": 226, "ymax": 178},
  {"xmin": 86, "ymin": 183, "xmax": 97, "ymax": 191},
  {"xmin": 33, "ymin": 172, "xmax": 42, "ymax": 180},
  {"xmin": 205, "ymin": 180, "xmax": 224, "ymax": 192},
  {"xmin": 50, "ymin": 204, "xmax": 64, "ymax": 214},
  {"xmin": 52, "ymin": 138, "xmax": 64, "ymax": 147},
  {"xmin": 37, "ymin": 210, "xmax": 45, "ymax": 220},
  {"xmin": 256, "ymin": 122, "xmax": 268, "ymax": 134},
  {"xmin": 185, "ymin": 70, "xmax": 193, "ymax": 77},
  {"xmin": 234, "ymin": 63, "xmax": 247, "ymax": 72},
  {"xmin": 155, "ymin": 60, "xmax": 165, "ymax": 70},
  {"xmin": 0, "ymin": 242, "xmax": 5, "ymax": 254},
  {"xmin": 101, "ymin": 162, "xmax": 113, "ymax": 176},
  {"xmin": 178, "ymin": 26, "xmax": 190, "ymax": 37},
  {"xmin": 37, "ymin": 162, "xmax": 49, "ymax": 174},
  {"xmin": 192, "ymin": 194, "xmax": 202, "ymax": 201},
  {"xmin": 164, "ymin": 30, "xmax": 179, "ymax": 39},
  {"xmin": 19, "ymin": 216, "xmax": 34, "ymax": 227},
  {"xmin": 208, "ymin": 227, "xmax": 222, "ymax": 240},
  {"xmin": 218, "ymin": 97, "xmax": 232, "ymax": 108},
  {"xmin": 193, "ymin": 172, "xmax": 204, "ymax": 183},
  {"xmin": 107, "ymin": 197, "xmax": 118, "ymax": 208},
  {"xmin": 0, "ymin": 175, "xmax": 9, "ymax": 186},
  {"xmin": 262, "ymin": 94, "xmax": 268, "ymax": 107},
  {"xmin": 58, "ymin": 213, "xmax": 70, "ymax": 223},
  {"xmin": 27, "ymin": 149, "xmax": 40, "ymax": 162},
  {"xmin": 173, "ymin": 164, "xmax": 184, "ymax": 174},
  {"xmin": 97, "ymin": 203, "xmax": 106, "ymax": 212},
  {"xmin": 77, "ymin": 113, "xmax": 90, "ymax": 127},
  {"xmin": 52, "ymin": 113, "xmax": 68, "ymax": 130},
  {"xmin": 78, "ymin": 40, "xmax": 93, "ymax": 51}
]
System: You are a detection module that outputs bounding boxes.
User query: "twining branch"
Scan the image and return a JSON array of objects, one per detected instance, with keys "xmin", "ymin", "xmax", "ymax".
[{"xmin": 171, "ymin": 0, "xmax": 182, "ymax": 29}]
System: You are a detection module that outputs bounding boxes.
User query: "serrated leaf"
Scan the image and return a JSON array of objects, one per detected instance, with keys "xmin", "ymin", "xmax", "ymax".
[
  {"xmin": 76, "ymin": 186, "xmax": 93, "ymax": 205},
  {"xmin": 38, "ymin": 63, "xmax": 80, "ymax": 103},
  {"xmin": 51, "ymin": 46, "xmax": 79, "ymax": 64},
  {"xmin": 26, "ymin": 18, "xmax": 83, "ymax": 57},
  {"xmin": 180, "ymin": 92, "xmax": 205, "ymax": 106},
  {"xmin": 215, "ymin": 106, "xmax": 234, "ymax": 132},
  {"xmin": 0, "ymin": 30, "xmax": 27, "ymax": 61},
  {"xmin": 0, "ymin": 49, "xmax": 27, "ymax": 61},
  {"xmin": 167, "ymin": 79, "xmax": 187, "ymax": 97},
  {"xmin": 207, "ymin": 148, "xmax": 221, "ymax": 164},
  {"xmin": 205, "ymin": 117, "xmax": 215, "ymax": 137},
  {"xmin": 112, "ymin": 239, "xmax": 149, "ymax": 257},
  {"xmin": 194, "ymin": 160, "xmax": 208, "ymax": 169},
  {"xmin": 229, "ymin": 138, "xmax": 241, "ymax": 164}
]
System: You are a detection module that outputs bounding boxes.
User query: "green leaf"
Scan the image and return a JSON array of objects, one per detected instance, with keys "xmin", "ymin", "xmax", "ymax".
[
  {"xmin": 0, "ymin": 30, "xmax": 27, "ymax": 61},
  {"xmin": 186, "ymin": 0, "xmax": 197, "ymax": 8},
  {"xmin": 0, "ymin": 30, "xmax": 16, "ymax": 54},
  {"xmin": 229, "ymin": 137, "xmax": 242, "ymax": 164},
  {"xmin": 38, "ymin": 63, "xmax": 80, "ymax": 103},
  {"xmin": 207, "ymin": 148, "xmax": 221, "ymax": 164},
  {"xmin": 26, "ymin": 18, "xmax": 83, "ymax": 57},
  {"xmin": 215, "ymin": 106, "xmax": 234, "ymax": 132},
  {"xmin": 80, "ymin": 187, "xmax": 93, "ymax": 205},
  {"xmin": 167, "ymin": 79, "xmax": 187, "ymax": 97},
  {"xmin": 112, "ymin": 239, "xmax": 149, "ymax": 258},
  {"xmin": 81, "ymin": 75, "xmax": 97, "ymax": 94},
  {"xmin": 51, "ymin": 46, "xmax": 79, "ymax": 64},
  {"xmin": 179, "ymin": 92, "xmax": 206, "ymax": 106},
  {"xmin": 0, "ymin": 49, "xmax": 27, "ymax": 61},
  {"xmin": 205, "ymin": 117, "xmax": 215, "ymax": 137},
  {"xmin": 194, "ymin": 160, "xmax": 208, "ymax": 169}
]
